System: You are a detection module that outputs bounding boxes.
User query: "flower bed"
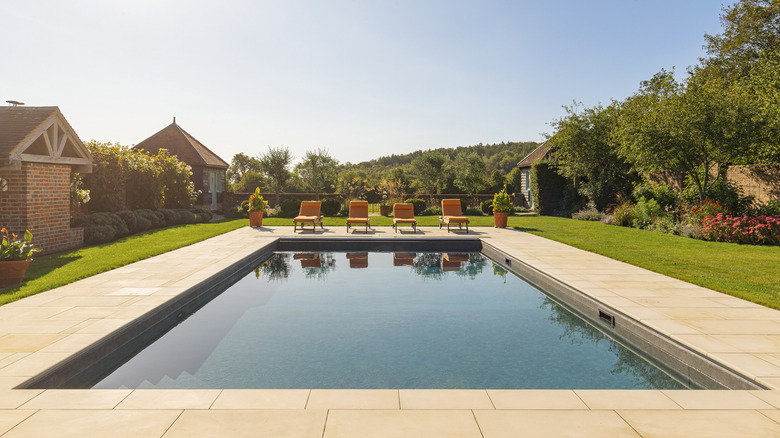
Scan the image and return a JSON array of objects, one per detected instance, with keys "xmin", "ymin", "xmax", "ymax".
[{"xmin": 702, "ymin": 214, "xmax": 780, "ymax": 245}]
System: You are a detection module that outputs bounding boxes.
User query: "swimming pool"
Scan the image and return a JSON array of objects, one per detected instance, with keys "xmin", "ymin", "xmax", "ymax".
[{"xmin": 91, "ymin": 251, "xmax": 686, "ymax": 390}]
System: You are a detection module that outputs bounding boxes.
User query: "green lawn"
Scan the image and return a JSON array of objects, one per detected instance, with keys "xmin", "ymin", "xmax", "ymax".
[
  {"xmin": 511, "ymin": 215, "xmax": 780, "ymax": 310},
  {"xmin": 2, "ymin": 214, "xmax": 778, "ymax": 310}
]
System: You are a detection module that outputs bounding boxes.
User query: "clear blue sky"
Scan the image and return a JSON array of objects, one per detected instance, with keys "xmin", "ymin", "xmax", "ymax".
[{"xmin": 2, "ymin": 0, "xmax": 727, "ymax": 165}]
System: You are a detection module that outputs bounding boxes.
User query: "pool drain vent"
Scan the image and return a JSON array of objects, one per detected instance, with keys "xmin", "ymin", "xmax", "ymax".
[
  {"xmin": 598, "ymin": 310, "xmax": 615, "ymax": 327},
  {"xmin": 505, "ymin": 258, "xmax": 511, "ymax": 267}
]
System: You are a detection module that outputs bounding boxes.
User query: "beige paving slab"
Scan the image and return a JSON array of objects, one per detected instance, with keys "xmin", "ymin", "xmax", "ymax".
[
  {"xmin": 2, "ymin": 409, "xmax": 181, "ymax": 438},
  {"xmin": 687, "ymin": 319, "xmax": 780, "ymax": 335},
  {"xmin": 307, "ymin": 389, "xmax": 399, "ymax": 410},
  {"xmin": 0, "ymin": 410, "xmax": 36, "ymax": 436},
  {"xmin": 212, "ymin": 389, "xmax": 310, "ymax": 410},
  {"xmin": 719, "ymin": 335, "xmax": 780, "ymax": 353},
  {"xmin": 324, "ymin": 410, "xmax": 482, "ymax": 438},
  {"xmin": 749, "ymin": 390, "xmax": 780, "ymax": 409},
  {"xmin": 487, "ymin": 390, "xmax": 588, "ymax": 410},
  {"xmin": 0, "ymin": 390, "xmax": 43, "ymax": 409},
  {"xmin": 399, "ymin": 389, "xmax": 493, "ymax": 409},
  {"xmin": 116, "ymin": 389, "xmax": 221, "ymax": 410},
  {"xmin": 0, "ymin": 333, "xmax": 66, "ymax": 352},
  {"xmin": 662, "ymin": 390, "xmax": 774, "ymax": 409},
  {"xmin": 20, "ymin": 389, "xmax": 131, "ymax": 409},
  {"xmin": 708, "ymin": 353, "xmax": 780, "ymax": 380},
  {"xmin": 575, "ymin": 390, "xmax": 681, "ymax": 410},
  {"xmin": 0, "ymin": 352, "xmax": 72, "ymax": 378},
  {"xmin": 474, "ymin": 410, "xmax": 640, "ymax": 438},
  {"xmin": 618, "ymin": 409, "xmax": 780, "ymax": 438},
  {"xmin": 164, "ymin": 410, "xmax": 326, "ymax": 438},
  {"xmin": 37, "ymin": 333, "xmax": 107, "ymax": 354}
]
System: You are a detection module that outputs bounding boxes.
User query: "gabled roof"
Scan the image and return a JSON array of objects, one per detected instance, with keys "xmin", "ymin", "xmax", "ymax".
[
  {"xmin": 133, "ymin": 122, "xmax": 229, "ymax": 169},
  {"xmin": 0, "ymin": 106, "xmax": 93, "ymax": 172},
  {"xmin": 516, "ymin": 142, "xmax": 552, "ymax": 168}
]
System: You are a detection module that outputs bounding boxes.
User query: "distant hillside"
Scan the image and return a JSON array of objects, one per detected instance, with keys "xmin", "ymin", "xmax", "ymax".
[{"xmin": 343, "ymin": 141, "xmax": 539, "ymax": 176}]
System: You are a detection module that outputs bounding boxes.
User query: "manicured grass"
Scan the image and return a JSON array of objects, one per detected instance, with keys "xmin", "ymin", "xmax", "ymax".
[
  {"xmin": 511, "ymin": 215, "xmax": 780, "ymax": 310},
  {"xmin": 0, "ymin": 219, "xmax": 248, "ymax": 306}
]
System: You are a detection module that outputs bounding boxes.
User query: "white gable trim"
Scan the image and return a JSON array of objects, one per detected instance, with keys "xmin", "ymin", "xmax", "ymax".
[{"xmin": 6, "ymin": 110, "xmax": 93, "ymax": 173}]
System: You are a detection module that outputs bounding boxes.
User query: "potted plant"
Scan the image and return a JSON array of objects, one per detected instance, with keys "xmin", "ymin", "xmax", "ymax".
[
  {"xmin": 492, "ymin": 187, "xmax": 513, "ymax": 228},
  {"xmin": 246, "ymin": 187, "xmax": 268, "ymax": 227},
  {"xmin": 379, "ymin": 190, "xmax": 390, "ymax": 216},
  {"xmin": 0, "ymin": 228, "xmax": 40, "ymax": 288}
]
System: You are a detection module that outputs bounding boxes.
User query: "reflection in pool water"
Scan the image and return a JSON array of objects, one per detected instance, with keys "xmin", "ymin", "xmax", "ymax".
[{"xmin": 93, "ymin": 252, "xmax": 686, "ymax": 390}]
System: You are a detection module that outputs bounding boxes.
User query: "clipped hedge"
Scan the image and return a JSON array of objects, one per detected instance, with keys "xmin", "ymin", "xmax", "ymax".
[
  {"xmin": 72, "ymin": 208, "xmax": 213, "ymax": 246},
  {"xmin": 403, "ymin": 198, "xmax": 427, "ymax": 215},
  {"xmin": 321, "ymin": 198, "xmax": 342, "ymax": 216},
  {"xmin": 280, "ymin": 199, "xmax": 302, "ymax": 218}
]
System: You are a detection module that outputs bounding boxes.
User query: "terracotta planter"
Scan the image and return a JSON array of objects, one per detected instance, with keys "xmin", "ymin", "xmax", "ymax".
[
  {"xmin": 0, "ymin": 259, "xmax": 32, "ymax": 288},
  {"xmin": 379, "ymin": 205, "xmax": 390, "ymax": 216},
  {"xmin": 494, "ymin": 212, "xmax": 509, "ymax": 228},
  {"xmin": 249, "ymin": 211, "xmax": 264, "ymax": 227}
]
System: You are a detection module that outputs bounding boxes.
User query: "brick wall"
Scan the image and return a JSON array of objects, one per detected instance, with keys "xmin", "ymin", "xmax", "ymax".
[
  {"xmin": 0, "ymin": 162, "xmax": 83, "ymax": 254},
  {"xmin": 727, "ymin": 164, "xmax": 780, "ymax": 204}
]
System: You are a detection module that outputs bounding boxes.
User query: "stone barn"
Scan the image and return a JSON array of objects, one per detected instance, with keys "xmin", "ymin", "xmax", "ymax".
[
  {"xmin": 0, "ymin": 106, "xmax": 93, "ymax": 253},
  {"xmin": 133, "ymin": 120, "xmax": 229, "ymax": 211}
]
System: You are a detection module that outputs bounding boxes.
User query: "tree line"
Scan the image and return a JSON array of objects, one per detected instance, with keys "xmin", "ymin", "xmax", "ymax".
[
  {"xmin": 547, "ymin": 0, "xmax": 779, "ymax": 213},
  {"xmin": 227, "ymin": 141, "xmax": 538, "ymax": 205}
]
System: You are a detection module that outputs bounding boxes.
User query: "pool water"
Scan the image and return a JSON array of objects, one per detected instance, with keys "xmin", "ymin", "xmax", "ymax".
[{"xmin": 93, "ymin": 252, "xmax": 686, "ymax": 390}]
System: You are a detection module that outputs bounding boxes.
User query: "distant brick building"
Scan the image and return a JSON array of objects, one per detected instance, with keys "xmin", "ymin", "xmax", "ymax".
[
  {"xmin": 132, "ymin": 120, "xmax": 229, "ymax": 211},
  {"xmin": 0, "ymin": 106, "xmax": 93, "ymax": 253}
]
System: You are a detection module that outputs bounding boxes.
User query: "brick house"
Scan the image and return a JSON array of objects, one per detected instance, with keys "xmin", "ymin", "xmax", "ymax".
[
  {"xmin": 0, "ymin": 106, "xmax": 93, "ymax": 253},
  {"xmin": 132, "ymin": 120, "xmax": 229, "ymax": 211}
]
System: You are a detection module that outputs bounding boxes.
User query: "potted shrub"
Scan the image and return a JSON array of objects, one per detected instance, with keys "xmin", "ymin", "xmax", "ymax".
[
  {"xmin": 379, "ymin": 191, "xmax": 390, "ymax": 216},
  {"xmin": 246, "ymin": 187, "xmax": 268, "ymax": 227},
  {"xmin": 0, "ymin": 228, "xmax": 40, "ymax": 288},
  {"xmin": 492, "ymin": 188, "xmax": 513, "ymax": 228}
]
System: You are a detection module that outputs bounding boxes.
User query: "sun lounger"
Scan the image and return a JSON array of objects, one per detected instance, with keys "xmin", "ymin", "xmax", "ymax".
[
  {"xmin": 392, "ymin": 203, "xmax": 417, "ymax": 233},
  {"xmin": 441, "ymin": 253, "xmax": 468, "ymax": 271},
  {"xmin": 293, "ymin": 252, "xmax": 322, "ymax": 268},
  {"xmin": 393, "ymin": 252, "xmax": 416, "ymax": 266},
  {"xmin": 293, "ymin": 201, "xmax": 324, "ymax": 232},
  {"xmin": 346, "ymin": 252, "xmax": 368, "ymax": 268},
  {"xmin": 346, "ymin": 200, "xmax": 370, "ymax": 232},
  {"xmin": 439, "ymin": 199, "xmax": 469, "ymax": 232}
]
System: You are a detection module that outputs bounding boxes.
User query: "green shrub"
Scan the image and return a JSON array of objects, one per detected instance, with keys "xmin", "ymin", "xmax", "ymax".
[
  {"xmin": 224, "ymin": 206, "xmax": 247, "ymax": 219},
  {"xmin": 160, "ymin": 209, "xmax": 179, "ymax": 226},
  {"xmin": 321, "ymin": 198, "xmax": 342, "ymax": 216},
  {"xmin": 337, "ymin": 204, "xmax": 349, "ymax": 217},
  {"xmin": 193, "ymin": 209, "xmax": 213, "ymax": 223},
  {"xmin": 632, "ymin": 197, "xmax": 664, "ymax": 229},
  {"xmin": 480, "ymin": 199, "xmax": 494, "ymax": 215},
  {"xmin": 403, "ymin": 198, "xmax": 428, "ymax": 215},
  {"xmin": 611, "ymin": 202, "xmax": 639, "ymax": 227},
  {"xmin": 136, "ymin": 209, "xmax": 165, "ymax": 229},
  {"xmin": 633, "ymin": 181, "xmax": 678, "ymax": 210},
  {"xmin": 572, "ymin": 207, "xmax": 605, "ymax": 221},
  {"xmin": 421, "ymin": 206, "xmax": 442, "ymax": 216},
  {"xmin": 464, "ymin": 207, "xmax": 483, "ymax": 216},
  {"xmin": 175, "ymin": 209, "xmax": 198, "ymax": 224},
  {"xmin": 116, "ymin": 210, "xmax": 138, "ymax": 233},
  {"xmin": 72, "ymin": 212, "xmax": 128, "ymax": 244},
  {"xmin": 756, "ymin": 200, "xmax": 780, "ymax": 216},
  {"xmin": 280, "ymin": 199, "xmax": 302, "ymax": 218}
]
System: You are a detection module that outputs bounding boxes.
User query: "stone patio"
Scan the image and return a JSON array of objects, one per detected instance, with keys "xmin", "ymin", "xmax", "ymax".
[{"xmin": 1, "ymin": 226, "xmax": 780, "ymax": 437}]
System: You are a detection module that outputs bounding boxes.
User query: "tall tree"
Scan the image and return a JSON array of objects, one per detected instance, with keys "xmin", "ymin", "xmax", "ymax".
[
  {"xmin": 258, "ymin": 146, "xmax": 293, "ymax": 206},
  {"xmin": 382, "ymin": 168, "xmax": 412, "ymax": 200},
  {"xmin": 703, "ymin": 0, "xmax": 780, "ymax": 79},
  {"xmin": 295, "ymin": 148, "xmax": 339, "ymax": 195},
  {"xmin": 617, "ymin": 69, "xmax": 770, "ymax": 201},
  {"xmin": 453, "ymin": 152, "xmax": 486, "ymax": 197},
  {"xmin": 227, "ymin": 153, "xmax": 261, "ymax": 186},
  {"xmin": 412, "ymin": 152, "xmax": 449, "ymax": 194},
  {"xmin": 549, "ymin": 102, "xmax": 637, "ymax": 210}
]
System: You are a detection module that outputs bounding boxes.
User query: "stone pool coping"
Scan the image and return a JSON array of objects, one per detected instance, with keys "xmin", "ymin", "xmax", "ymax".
[{"xmin": 1, "ymin": 226, "xmax": 780, "ymax": 436}]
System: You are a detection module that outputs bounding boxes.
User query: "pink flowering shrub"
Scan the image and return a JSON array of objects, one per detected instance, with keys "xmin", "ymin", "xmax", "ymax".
[{"xmin": 701, "ymin": 214, "xmax": 780, "ymax": 245}]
